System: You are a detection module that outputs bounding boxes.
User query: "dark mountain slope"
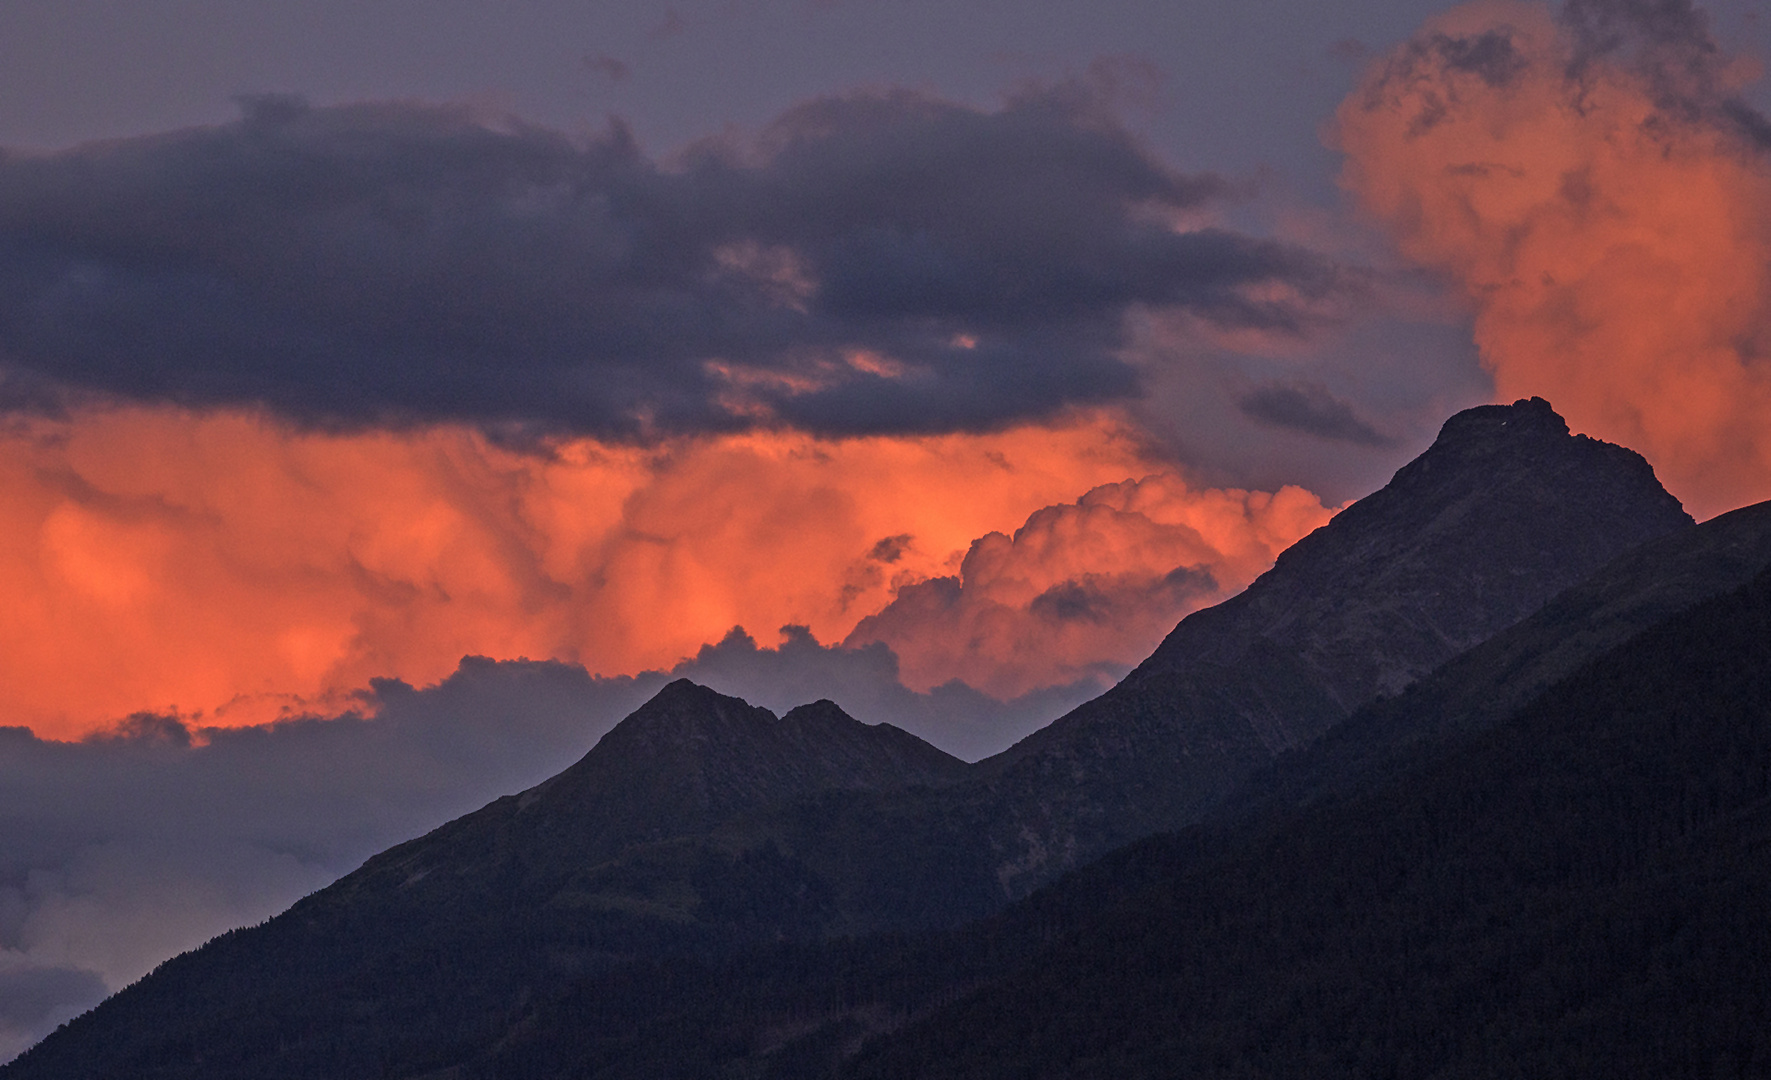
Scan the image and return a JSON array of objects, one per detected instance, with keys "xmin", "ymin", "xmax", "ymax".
[
  {"xmin": 845, "ymin": 565, "xmax": 1771, "ymax": 1080},
  {"xmin": 426, "ymin": 503, "xmax": 1771, "ymax": 1080},
  {"xmin": 0, "ymin": 685, "xmax": 968, "ymax": 1080},
  {"xmin": 1248, "ymin": 496, "xmax": 1771, "ymax": 811},
  {"xmin": 972, "ymin": 397, "xmax": 1692, "ymax": 892}
]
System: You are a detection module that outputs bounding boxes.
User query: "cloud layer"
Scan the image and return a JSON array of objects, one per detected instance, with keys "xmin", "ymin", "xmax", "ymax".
[
  {"xmin": 0, "ymin": 86, "xmax": 1343, "ymax": 440},
  {"xmin": 1336, "ymin": 0, "xmax": 1771, "ymax": 519},
  {"xmin": 2, "ymin": 405, "xmax": 1217, "ymax": 738}
]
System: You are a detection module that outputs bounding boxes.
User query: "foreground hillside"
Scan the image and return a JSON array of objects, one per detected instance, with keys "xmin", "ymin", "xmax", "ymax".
[{"xmin": 842, "ymin": 566, "xmax": 1771, "ymax": 1078}]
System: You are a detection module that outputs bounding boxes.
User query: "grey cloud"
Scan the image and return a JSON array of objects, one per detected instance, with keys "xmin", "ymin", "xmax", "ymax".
[
  {"xmin": 671, "ymin": 625, "xmax": 1097, "ymax": 759},
  {"xmin": 1383, "ymin": 30, "xmax": 1530, "ymax": 136},
  {"xmin": 0, "ymin": 964, "xmax": 106, "ymax": 1063},
  {"xmin": 1430, "ymin": 30, "xmax": 1529, "ymax": 87},
  {"xmin": 585, "ymin": 54, "xmax": 631, "ymax": 83},
  {"xmin": 1560, "ymin": 0, "xmax": 1771, "ymax": 148},
  {"xmin": 0, "ymin": 632, "xmax": 1079, "ymax": 1061},
  {"xmin": 0, "ymin": 86, "xmax": 1345, "ymax": 440},
  {"xmin": 1030, "ymin": 580, "xmax": 1112, "ymax": 623},
  {"xmin": 867, "ymin": 534, "xmax": 914, "ymax": 563},
  {"xmin": 1237, "ymin": 380, "xmax": 1395, "ymax": 447}
]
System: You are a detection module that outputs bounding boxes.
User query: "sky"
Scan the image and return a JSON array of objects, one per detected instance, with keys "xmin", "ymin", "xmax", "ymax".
[{"xmin": 2, "ymin": 0, "xmax": 1770, "ymax": 1060}]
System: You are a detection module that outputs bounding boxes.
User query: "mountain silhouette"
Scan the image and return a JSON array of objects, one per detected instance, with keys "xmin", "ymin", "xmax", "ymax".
[
  {"xmin": 836, "ymin": 564, "xmax": 1771, "ymax": 1079},
  {"xmin": 969, "ymin": 396, "xmax": 1692, "ymax": 892}
]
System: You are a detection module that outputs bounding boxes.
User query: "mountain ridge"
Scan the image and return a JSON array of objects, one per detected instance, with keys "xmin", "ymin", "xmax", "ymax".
[{"xmin": 968, "ymin": 396, "xmax": 1692, "ymax": 892}]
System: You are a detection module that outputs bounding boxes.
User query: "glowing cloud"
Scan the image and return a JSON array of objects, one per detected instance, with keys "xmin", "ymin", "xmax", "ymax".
[
  {"xmin": 0, "ymin": 404, "xmax": 1338, "ymax": 740},
  {"xmin": 846, "ymin": 474, "xmax": 1333, "ymax": 698},
  {"xmin": 0, "ymin": 407, "xmax": 1172, "ymax": 738},
  {"xmin": 1336, "ymin": 0, "xmax": 1771, "ymax": 519}
]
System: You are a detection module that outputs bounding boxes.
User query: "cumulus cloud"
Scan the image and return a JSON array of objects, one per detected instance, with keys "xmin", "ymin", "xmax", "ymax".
[
  {"xmin": 846, "ymin": 472, "xmax": 1334, "ymax": 697},
  {"xmin": 0, "ymin": 86, "xmax": 1344, "ymax": 441},
  {"xmin": 0, "ymin": 406, "xmax": 1173, "ymax": 738},
  {"xmin": 1336, "ymin": 0, "xmax": 1771, "ymax": 518}
]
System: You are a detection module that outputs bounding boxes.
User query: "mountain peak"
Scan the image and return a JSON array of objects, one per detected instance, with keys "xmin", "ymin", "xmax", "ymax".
[
  {"xmin": 516, "ymin": 681, "xmax": 964, "ymax": 849},
  {"xmin": 1130, "ymin": 396, "xmax": 1690, "ymax": 703},
  {"xmin": 1433, "ymin": 395, "xmax": 1568, "ymax": 447},
  {"xmin": 978, "ymin": 397, "xmax": 1693, "ymax": 891}
]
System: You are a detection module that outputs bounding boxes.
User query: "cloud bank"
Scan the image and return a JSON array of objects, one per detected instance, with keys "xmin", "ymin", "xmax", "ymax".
[
  {"xmin": 0, "ymin": 86, "xmax": 1344, "ymax": 441},
  {"xmin": 2, "ymin": 406, "xmax": 1235, "ymax": 738},
  {"xmin": 1336, "ymin": 0, "xmax": 1771, "ymax": 519}
]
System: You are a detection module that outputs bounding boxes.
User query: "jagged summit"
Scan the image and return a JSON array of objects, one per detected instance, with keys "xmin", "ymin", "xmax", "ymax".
[
  {"xmin": 304, "ymin": 678, "xmax": 967, "ymax": 925},
  {"xmin": 1432, "ymin": 393, "xmax": 1567, "ymax": 445},
  {"xmin": 1135, "ymin": 396, "xmax": 1688, "ymax": 702},
  {"xmin": 528, "ymin": 680, "xmax": 966, "ymax": 841}
]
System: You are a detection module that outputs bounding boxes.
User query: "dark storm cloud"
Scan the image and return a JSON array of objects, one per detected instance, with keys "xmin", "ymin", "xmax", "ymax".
[
  {"xmin": 0, "ymin": 87, "xmax": 1344, "ymax": 440},
  {"xmin": 1236, "ymin": 380, "xmax": 1395, "ymax": 447},
  {"xmin": 1428, "ymin": 29, "xmax": 1529, "ymax": 87},
  {"xmin": 1560, "ymin": 0, "xmax": 1771, "ymax": 148}
]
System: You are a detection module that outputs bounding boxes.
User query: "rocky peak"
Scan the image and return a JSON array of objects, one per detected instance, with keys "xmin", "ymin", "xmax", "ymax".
[
  {"xmin": 1134, "ymin": 397, "xmax": 1691, "ymax": 708},
  {"xmin": 1431, "ymin": 394, "xmax": 1567, "ymax": 447},
  {"xmin": 977, "ymin": 398, "xmax": 1694, "ymax": 895},
  {"xmin": 522, "ymin": 680, "xmax": 965, "ymax": 848}
]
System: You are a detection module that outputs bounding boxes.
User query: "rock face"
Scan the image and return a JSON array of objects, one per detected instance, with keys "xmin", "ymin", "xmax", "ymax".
[{"xmin": 974, "ymin": 397, "xmax": 1693, "ymax": 893}]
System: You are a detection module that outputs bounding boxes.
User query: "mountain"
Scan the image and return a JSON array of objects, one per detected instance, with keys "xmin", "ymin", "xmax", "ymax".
[
  {"xmin": 434, "ymin": 502, "xmax": 1771, "ymax": 1079},
  {"xmin": 313, "ymin": 680, "xmax": 970, "ymax": 924},
  {"xmin": 0, "ymin": 688, "xmax": 967, "ymax": 1080},
  {"xmin": 837, "ymin": 565, "xmax": 1771, "ymax": 1079},
  {"xmin": 1249, "ymin": 496, "xmax": 1771, "ymax": 811},
  {"xmin": 1, "ymin": 398, "xmax": 1718, "ymax": 1079},
  {"xmin": 969, "ymin": 396, "xmax": 1692, "ymax": 892}
]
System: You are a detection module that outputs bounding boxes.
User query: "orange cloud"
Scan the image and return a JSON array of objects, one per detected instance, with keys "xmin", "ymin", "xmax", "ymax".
[
  {"xmin": 1335, "ymin": 0, "xmax": 1771, "ymax": 520},
  {"xmin": 0, "ymin": 407, "xmax": 1180, "ymax": 739},
  {"xmin": 0, "ymin": 405, "xmax": 1337, "ymax": 740},
  {"xmin": 845, "ymin": 474, "xmax": 1333, "ymax": 698}
]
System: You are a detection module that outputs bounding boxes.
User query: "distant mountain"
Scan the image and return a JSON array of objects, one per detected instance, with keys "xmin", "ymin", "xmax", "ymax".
[
  {"xmin": 970, "ymin": 396, "xmax": 1692, "ymax": 892},
  {"xmin": 387, "ymin": 680, "xmax": 963, "ymax": 867},
  {"xmin": 0, "ymin": 688, "xmax": 967, "ymax": 1080},
  {"xmin": 319, "ymin": 680, "xmax": 969, "ymax": 921},
  {"xmin": 3, "ymin": 398, "xmax": 1724, "ymax": 1080}
]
